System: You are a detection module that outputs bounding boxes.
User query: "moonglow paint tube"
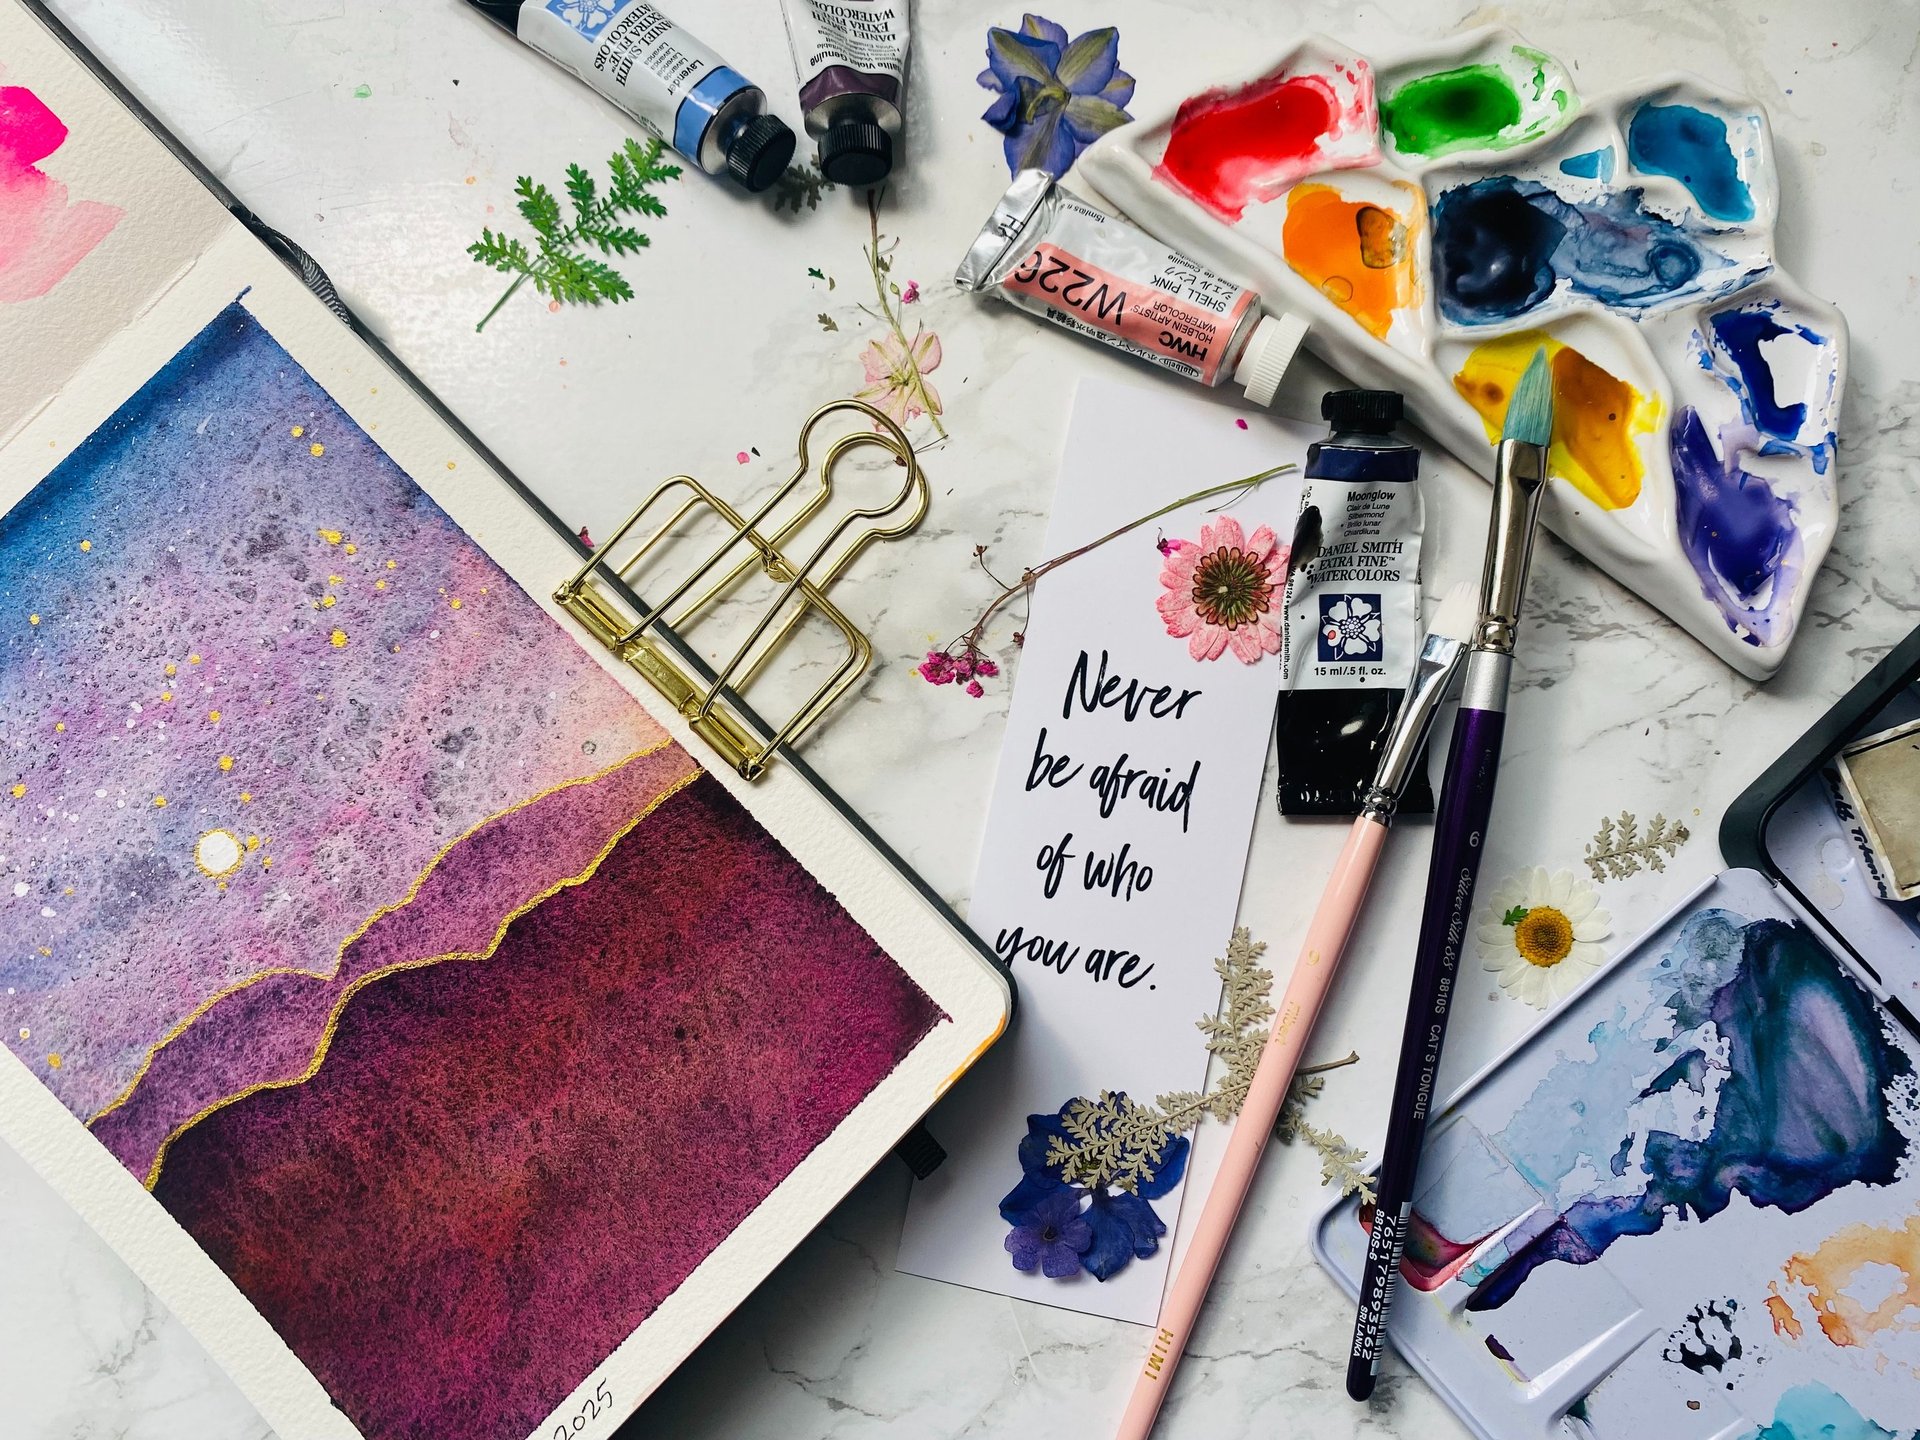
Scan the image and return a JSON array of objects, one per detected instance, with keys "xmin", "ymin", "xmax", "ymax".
[
  {"xmin": 1275, "ymin": 389, "xmax": 1432, "ymax": 816},
  {"xmin": 957, "ymin": 170, "xmax": 1306, "ymax": 404}
]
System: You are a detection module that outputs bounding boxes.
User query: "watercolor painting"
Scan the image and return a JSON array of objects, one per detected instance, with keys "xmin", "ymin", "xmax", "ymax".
[
  {"xmin": 0, "ymin": 81, "xmax": 123, "ymax": 302},
  {"xmin": 0, "ymin": 302, "xmax": 944, "ymax": 1440},
  {"xmin": 1321, "ymin": 874, "xmax": 1920, "ymax": 1439},
  {"xmin": 1078, "ymin": 28, "xmax": 1847, "ymax": 681}
]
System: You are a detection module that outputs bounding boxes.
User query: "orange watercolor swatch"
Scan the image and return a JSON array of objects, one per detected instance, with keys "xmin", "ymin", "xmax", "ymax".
[
  {"xmin": 1453, "ymin": 331, "xmax": 1659, "ymax": 511},
  {"xmin": 1281, "ymin": 181, "xmax": 1420, "ymax": 342},
  {"xmin": 1781, "ymin": 1213, "xmax": 1920, "ymax": 1353}
]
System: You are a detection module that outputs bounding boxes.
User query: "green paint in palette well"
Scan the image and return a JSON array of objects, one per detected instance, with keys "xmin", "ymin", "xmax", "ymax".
[{"xmin": 1381, "ymin": 52, "xmax": 1567, "ymax": 158}]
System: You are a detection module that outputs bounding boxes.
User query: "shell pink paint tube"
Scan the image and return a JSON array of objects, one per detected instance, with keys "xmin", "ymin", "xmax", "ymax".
[{"xmin": 957, "ymin": 170, "xmax": 1306, "ymax": 404}]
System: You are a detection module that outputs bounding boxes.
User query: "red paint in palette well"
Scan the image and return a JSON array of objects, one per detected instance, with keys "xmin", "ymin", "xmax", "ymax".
[{"xmin": 1155, "ymin": 72, "xmax": 1343, "ymax": 224}]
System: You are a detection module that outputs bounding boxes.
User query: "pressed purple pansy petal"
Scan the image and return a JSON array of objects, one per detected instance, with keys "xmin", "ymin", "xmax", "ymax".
[
  {"xmin": 1019, "ymin": 12, "xmax": 1071, "ymax": 49},
  {"xmin": 1054, "ymin": 26, "xmax": 1120, "ymax": 94},
  {"xmin": 1063, "ymin": 94, "xmax": 1133, "ymax": 144},
  {"xmin": 981, "ymin": 88, "xmax": 1019, "ymax": 128},
  {"xmin": 985, "ymin": 27, "xmax": 1061, "ymax": 90}
]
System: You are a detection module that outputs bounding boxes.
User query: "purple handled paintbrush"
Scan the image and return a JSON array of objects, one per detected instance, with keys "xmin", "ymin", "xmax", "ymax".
[{"xmin": 1345, "ymin": 347, "xmax": 1554, "ymax": 1402}]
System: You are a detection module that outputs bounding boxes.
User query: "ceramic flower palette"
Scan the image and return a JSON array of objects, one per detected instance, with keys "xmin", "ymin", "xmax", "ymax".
[{"xmin": 1078, "ymin": 26, "xmax": 1847, "ymax": 679}]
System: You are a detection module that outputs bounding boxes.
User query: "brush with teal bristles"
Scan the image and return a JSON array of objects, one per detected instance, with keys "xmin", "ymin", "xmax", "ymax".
[{"xmin": 1345, "ymin": 347, "xmax": 1556, "ymax": 1402}]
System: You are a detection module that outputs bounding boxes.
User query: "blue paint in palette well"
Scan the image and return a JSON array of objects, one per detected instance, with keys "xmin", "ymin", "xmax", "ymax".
[
  {"xmin": 1431, "ymin": 175, "xmax": 1747, "ymax": 325},
  {"xmin": 1706, "ymin": 304, "xmax": 1833, "ymax": 453},
  {"xmin": 1628, "ymin": 100, "xmax": 1756, "ymax": 222},
  {"xmin": 1558, "ymin": 146, "xmax": 1614, "ymax": 181}
]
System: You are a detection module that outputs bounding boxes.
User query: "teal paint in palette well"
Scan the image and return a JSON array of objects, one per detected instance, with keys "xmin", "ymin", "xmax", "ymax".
[{"xmin": 1628, "ymin": 99, "xmax": 1756, "ymax": 221}]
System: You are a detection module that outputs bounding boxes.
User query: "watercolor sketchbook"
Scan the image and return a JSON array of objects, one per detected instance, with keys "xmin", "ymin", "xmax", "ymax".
[
  {"xmin": 1315, "ymin": 625, "xmax": 1920, "ymax": 1439},
  {"xmin": 1078, "ymin": 26, "xmax": 1848, "ymax": 681},
  {"xmin": 0, "ymin": 6, "xmax": 1010, "ymax": 1440}
]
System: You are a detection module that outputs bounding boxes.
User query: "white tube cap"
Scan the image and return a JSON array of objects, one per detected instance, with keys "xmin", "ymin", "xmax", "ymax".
[{"xmin": 1233, "ymin": 311, "xmax": 1309, "ymax": 407}]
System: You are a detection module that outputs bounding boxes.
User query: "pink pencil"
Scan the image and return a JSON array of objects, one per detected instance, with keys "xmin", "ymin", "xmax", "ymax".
[{"xmin": 1114, "ymin": 582, "xmax": 1476, "ymax": 1440}]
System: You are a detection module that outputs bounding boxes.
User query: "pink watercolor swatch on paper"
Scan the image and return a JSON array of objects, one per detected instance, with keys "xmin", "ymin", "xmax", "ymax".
[{"xmin": 0, "ymin": 85, "xmax": 123, "ymax": 302}]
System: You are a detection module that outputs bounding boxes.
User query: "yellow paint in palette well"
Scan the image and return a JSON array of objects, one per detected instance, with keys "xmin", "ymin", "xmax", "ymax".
[
  {"xmin": 1452, "ymin": 332, "xmax": 1659, "ymax": 510},
  {"xmin": 1280, "ymin": 181, "xmax": 1421, "ymax": 341}
]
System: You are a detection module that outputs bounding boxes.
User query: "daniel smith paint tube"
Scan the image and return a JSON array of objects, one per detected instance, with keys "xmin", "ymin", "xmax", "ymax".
[
  {"xmin": 957, "ymin": 170, "xmax": 1306, "ymax": 405},
  {"xmin": 465, "ymin": 1, "xmax": 797, "ymax": 193},
  {"xmin": 1275, "ymin": 390, "xmax": 1432, "ymax": 816},
  {"xmin": 781, "ymin": 0, "xmax": 910, "ymax": 186}
]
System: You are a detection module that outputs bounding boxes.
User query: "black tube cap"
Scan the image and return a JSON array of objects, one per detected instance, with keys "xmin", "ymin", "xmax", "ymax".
[
  {"xmin": 725, "ymin": 112, "xmax": 798, "ymax": 193},
  {"xmin": 1321, "ymin": 388, "xmax": 1404, "ymax": 434},
  {"xmin": 820, "ymin": 118, "xmax": 894, "ymax": 187}
]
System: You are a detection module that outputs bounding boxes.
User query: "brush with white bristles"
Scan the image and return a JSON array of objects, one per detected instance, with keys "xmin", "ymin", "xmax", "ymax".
[{"xmin": 1114, "ymin": 579, "xmax": 1481, "ymax": 1440}]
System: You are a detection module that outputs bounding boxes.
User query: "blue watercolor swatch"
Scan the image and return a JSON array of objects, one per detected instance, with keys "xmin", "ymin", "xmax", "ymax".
[
  {"xmin": 1431, "ymin": 176, "xmax": 1743, "ymax": 325},
  {"xmin": 1745, "ymin": 1381, "xmax": 1917, "ymax": 1440},
  {"xmin": 1464, "ymin": 912, "xmax": 1912, "ymax": 1310},
  {"xmin": 1629, "ymin": 100, "xmax": 1756, "ymax": 222}
]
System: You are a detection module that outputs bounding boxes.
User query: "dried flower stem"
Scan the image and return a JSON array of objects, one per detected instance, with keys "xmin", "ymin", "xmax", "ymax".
[
  {"xmin": 857, "ymin": 189, "xmax": 947, "ymax": 440},
  {"xmin": 948, "ymin": 463, "xmax": 1296, "ymax": 663}
]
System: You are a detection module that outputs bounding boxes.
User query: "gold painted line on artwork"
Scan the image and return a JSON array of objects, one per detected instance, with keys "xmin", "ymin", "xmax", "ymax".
[
  {"xmin": 140, "ymin": 767, "xmax": 704, "ymax": 1192},
  {"xmin": 89, "ymin": 737, "xmax": 687, "ymax": 1129}
]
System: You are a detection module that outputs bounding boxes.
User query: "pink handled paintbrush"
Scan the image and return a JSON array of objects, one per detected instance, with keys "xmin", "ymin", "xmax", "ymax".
[{"xmin": 1113, "ymin": 580, "xmax": 1478, "ymax": 1440}]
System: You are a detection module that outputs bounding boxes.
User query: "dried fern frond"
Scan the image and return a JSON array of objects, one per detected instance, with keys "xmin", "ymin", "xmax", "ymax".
[{"xmin": 1585, "ymin": 809, "xmax": 1691, "ymax": 882}]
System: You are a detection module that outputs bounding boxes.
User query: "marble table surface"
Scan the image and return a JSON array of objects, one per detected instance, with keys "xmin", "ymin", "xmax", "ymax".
[{"xmin": 6, "ymin": 1, "xmax": 1919, "ymax": 1437}]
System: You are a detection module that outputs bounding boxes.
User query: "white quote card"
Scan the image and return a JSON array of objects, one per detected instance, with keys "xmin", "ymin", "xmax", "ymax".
[{"xmin": 898, "ymin": 377, "xmax": 1312, "ymax": 1322}]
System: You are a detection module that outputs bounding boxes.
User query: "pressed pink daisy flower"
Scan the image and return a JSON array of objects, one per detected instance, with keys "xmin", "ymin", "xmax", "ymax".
[{"xmin": 1155, "ymin": 516, "xmax": 1288, "ymax": 664}]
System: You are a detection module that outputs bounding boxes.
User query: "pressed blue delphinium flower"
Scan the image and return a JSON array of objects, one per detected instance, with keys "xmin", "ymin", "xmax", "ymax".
[
  {"xmin": 977, "ymin": 14, "xmax": 1135, "ymax": 177},
  {"xmin": 1003, "ymin": 1185, "xmax": 1093, "ymax": 1277},
  {"xmin": 998, "ymin": 1100, "xmax": 1188, "ymax": 1282}
]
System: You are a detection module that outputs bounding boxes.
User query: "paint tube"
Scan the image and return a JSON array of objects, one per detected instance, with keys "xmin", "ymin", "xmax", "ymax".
[
  {"xmin": 780, "ymin": 0, "xmax": 909, "ymax": 186},
  {"xmin": 957, "ymin": 170, "xmax": 1306, "ymax": 405},
  {"xmin": 464, "ymin": 1, "xmax": 796, "ymax": 193},
  {"xmin": 1274, "ymin": 389, "xmax": 1431, "ymax": 816}
]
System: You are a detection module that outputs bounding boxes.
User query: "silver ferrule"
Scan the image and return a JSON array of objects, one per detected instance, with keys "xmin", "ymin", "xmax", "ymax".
[
  {"xmin": 1473, "ymin": 439, "xmax": 1550, "ymax": 653},
  {"xmin": 1458, "ymin": 646, "xmax": 1513, "ymax": 713},
  {"xmin": 1359, "ymin": 630, "xmax": 1468, "ymax": 823}
]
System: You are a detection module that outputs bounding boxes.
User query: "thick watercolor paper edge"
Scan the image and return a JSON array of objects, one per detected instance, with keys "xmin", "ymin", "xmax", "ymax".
[{"xmin": 0, "ymin": 223, "xmax": 1010, "ymax": 1440}]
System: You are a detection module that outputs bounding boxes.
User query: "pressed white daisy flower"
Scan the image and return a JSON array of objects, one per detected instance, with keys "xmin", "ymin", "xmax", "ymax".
[{"xmin": 1478, "ymin": 866, "xmax": 1612, "ymax": 1009}]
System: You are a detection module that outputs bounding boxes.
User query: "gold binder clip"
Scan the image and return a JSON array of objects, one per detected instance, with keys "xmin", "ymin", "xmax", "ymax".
[{"xmin": 555, "ymin": 400, "xmax": 928, "ymax": 781}]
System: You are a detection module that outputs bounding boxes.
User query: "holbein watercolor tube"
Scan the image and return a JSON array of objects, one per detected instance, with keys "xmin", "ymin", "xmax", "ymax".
[
  {"xmin": 464, "ymin": 1, "xmax": 796, "ymax": 193},
  {"xmin": 1274, "ymin": 389, "xmax": 1433, "ymax": 816},
  {"xmin": 780, "ymin": 0, "xmax": 909, "ymax": 186},
  {"xmin": 957, "ymin": 170, "xmax": 1306, "ymax": 405}
]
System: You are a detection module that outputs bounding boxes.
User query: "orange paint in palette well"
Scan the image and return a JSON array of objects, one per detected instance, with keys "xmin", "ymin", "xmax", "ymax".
[
  {"xmin": 1453, "ymin": 331, "xmax": 1660, "ymax": 511},
  {"xmin": 1280, "ymin": 181, "xmax": 1421, "ymax": 341}
]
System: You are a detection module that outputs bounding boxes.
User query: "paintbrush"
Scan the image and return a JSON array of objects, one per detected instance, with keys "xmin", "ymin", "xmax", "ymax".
[
  {"xmin": 1113, "ymin": 580, "xmax": 1477, "ymax": 1440},
  {"xmin": 1345, "ymin": 347, "xmax": 1554, "ymax": 1402}
]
